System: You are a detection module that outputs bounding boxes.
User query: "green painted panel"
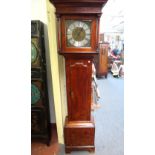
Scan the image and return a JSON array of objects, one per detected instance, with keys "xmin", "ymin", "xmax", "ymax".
[{"xmin": 31, "ymin": 84, "xmax": 41, "ymax": 105}]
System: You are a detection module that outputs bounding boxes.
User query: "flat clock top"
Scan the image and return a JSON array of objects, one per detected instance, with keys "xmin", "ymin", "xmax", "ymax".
[
  {"xmin": 66, "ymin": 20, "xmax": 91, "ymax": 47},
  {"xmin": 51, "ymin": 0, "xmax": 108, "ymax": 15}
]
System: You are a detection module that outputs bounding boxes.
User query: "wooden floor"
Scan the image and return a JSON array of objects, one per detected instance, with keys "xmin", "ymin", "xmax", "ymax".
[{"xmin": 31, "ymin": 125, "xmax": 59, "ymax": 155}]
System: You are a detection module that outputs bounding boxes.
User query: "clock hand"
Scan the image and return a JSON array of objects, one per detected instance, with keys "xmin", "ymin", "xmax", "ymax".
[{"xmin": 74, "ymin": 28, "xmax": 83, "ymax": 40}]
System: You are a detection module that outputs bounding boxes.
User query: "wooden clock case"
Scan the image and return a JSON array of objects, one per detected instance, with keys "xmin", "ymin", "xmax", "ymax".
[
  {"xmin": 51, "ymin": 0, "xmax": 108, "ymax": 153},
  {"xmin": 60, "ymin": 15, "xmax": 98, "ymax": 53}
]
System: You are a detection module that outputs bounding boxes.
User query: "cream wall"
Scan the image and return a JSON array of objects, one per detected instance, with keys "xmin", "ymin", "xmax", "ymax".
[
  {"xmin": 31, "ymin": 0, "xmax": 56, "ymax": 124},
  {"xmin": 31, "ymin": 0, "xmax": 67, "ymax": 143}
]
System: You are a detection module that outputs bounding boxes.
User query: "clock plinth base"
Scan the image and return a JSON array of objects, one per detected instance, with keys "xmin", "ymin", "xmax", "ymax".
[
  {"xmin": 64, "ymin": 117, "xmax": 95, "ymax": 153},
  {"xmin": 65, "ymin": 146, "xmax": 95, "ymax": 154}
]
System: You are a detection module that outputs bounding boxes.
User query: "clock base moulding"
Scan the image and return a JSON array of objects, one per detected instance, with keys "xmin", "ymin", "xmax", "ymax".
[{"xmin": 64, "ymin": 116, "xmax": 95, "ymax": 153}]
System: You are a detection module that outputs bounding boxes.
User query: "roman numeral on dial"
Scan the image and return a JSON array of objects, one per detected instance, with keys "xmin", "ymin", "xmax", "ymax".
[{"xmin": 66, "ymin": 20, "xmax": 91, "ymax": 47}]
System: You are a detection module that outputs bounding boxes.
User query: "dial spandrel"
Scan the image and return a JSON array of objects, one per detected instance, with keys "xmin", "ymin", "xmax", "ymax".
[{"xmin": 66, "ymin": 20, "xmax": 91, "ymax": 47}]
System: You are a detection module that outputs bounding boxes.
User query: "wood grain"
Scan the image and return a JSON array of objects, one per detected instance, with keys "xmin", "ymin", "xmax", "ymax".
[
  {"xmin": 66, "ymin": 59, "xmax": 92, "ymax": 121},
  {"xmin": 64, "ymin": 117, "xmax": 95, "ymax": 153}
]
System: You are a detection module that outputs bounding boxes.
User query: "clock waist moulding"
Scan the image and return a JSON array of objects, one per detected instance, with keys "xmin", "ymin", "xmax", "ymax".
[{"xmin": 51, "ymin": 0, "xmax": 108, "ymax": 153}]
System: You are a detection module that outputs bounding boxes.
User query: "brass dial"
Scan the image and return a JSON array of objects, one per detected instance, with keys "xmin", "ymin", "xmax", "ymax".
[{"xmin": 66, "ymin": 20, "xmax": 91, "ymax": 47}]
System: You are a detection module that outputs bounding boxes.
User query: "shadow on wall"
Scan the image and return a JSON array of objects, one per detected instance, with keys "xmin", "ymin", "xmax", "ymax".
[{"xmin": 43, "ymin": 23, "xmax": 56, "ymax": 123}]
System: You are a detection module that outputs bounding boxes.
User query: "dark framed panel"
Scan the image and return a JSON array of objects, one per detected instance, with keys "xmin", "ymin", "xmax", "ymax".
[
  {"xmin": 31, "ymin": 107, "xmax": 46, "ymax": 135},
  {"xmin": 31, "ymin": 20, "xmax": 51, "ymax": 146}
]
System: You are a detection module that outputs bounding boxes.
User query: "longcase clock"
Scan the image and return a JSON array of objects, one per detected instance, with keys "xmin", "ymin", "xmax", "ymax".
[
  {"xmin": 31, "ymin": 20, "xmax": 51, "ymax": 145},
  {"xmin": 51, "ymin": 0, "xmax": 108, "ymax": 153}
]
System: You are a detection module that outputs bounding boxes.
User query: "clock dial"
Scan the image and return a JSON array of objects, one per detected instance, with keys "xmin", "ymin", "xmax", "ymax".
[
  {"xmin": 31, "ymin": 42, "xmax": 38, "ymax": 64},
  {"xmin": 31, "ymin": 84, "xmax": 41, "ymax": 105},
  {"xmin": 66, "ymin": 20, "xmax": 91, "ymax": 47}
]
